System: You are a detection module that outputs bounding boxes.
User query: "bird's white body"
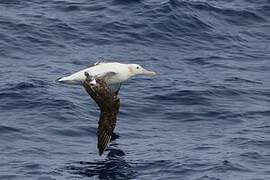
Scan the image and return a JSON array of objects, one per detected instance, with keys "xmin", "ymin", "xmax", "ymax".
[
  {"xmin": 58, "ymin": 62, "xmax": 156, "ymax": 86},
  {"xmin": 58, "ymin": 62, "xmax": 131, "ymax": 85}
]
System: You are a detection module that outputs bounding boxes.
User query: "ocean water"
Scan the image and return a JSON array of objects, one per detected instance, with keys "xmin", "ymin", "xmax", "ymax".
[{"xmin": 0, "ymin": 0, "xmax": 270, "ymax": 179}]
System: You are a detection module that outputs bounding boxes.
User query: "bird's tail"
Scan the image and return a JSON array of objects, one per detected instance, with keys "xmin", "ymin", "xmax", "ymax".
[{"xmin": 56, "ymin": 76, "xmax": 83, "ymax": 85}]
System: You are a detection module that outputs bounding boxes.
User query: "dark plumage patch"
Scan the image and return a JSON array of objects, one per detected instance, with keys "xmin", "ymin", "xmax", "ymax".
[{"xmin": 83, "ymin": 75, "xmax": 120, "ymax": 156}]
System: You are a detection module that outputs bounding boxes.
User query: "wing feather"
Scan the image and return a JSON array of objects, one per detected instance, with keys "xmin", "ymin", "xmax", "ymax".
[
  {"xmin": 86, "ymin": 60, "xmax": 107, "ymax": 68},
  {"xmin": 83, "ymin": 75, "xmax": 120, "ymax": 156}
]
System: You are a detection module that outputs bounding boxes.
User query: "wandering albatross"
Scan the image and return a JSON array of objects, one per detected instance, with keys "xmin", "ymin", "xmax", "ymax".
[
  {"xmin": 58, "ymin": 61, "xmax": 156, "ymax": 155},
  {"xmin": 58, "ymin": 61, "xmax": 156, "ymax": 93}
]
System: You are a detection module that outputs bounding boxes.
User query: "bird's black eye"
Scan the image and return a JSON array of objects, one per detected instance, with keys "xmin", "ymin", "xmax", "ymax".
[{"xmin": 136, "ymin": 66, "xmax": 139, "ymax": 69}]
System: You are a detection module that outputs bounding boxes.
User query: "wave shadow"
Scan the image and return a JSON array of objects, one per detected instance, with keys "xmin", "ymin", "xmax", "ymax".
[{"xmin": 65, "ymin": 138, "xmax": 136, "ymax": 180}]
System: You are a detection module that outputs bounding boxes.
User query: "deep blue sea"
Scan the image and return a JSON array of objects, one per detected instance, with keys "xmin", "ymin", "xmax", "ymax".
[{"xmin": 1, "ymin": 0, "xmax": 270, "ymax": 179}]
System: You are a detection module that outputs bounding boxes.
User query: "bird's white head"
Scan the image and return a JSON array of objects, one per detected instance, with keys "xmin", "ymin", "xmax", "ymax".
[{"xmin": 128, "ymin": 64, "xmax": 156, "ymax": 77}]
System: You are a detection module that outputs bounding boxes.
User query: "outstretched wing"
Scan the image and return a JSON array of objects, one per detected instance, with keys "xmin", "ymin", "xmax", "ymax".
[
  {"xmin": 97, "ymin": 88, "xmax": 120, "ymax": 155},
  {"xmin": 83, "ymin": 75, "xmax": 120, "ymax": 156},
  {"xmin": 86, "ymin": 60, "xmax": 106, "ymax": 68},
  {"xmin": 96, "ymin": 72, "xmax": 121, "ymax": 94},
  {"xmin": 97, "ymin": 110, "xmax": 117, "ymax": 155}
]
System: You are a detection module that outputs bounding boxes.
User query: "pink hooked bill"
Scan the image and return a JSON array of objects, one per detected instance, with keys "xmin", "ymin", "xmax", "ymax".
[{"xmin": 142, "ymin": 68, "xmax": 156, "ymax": 77}]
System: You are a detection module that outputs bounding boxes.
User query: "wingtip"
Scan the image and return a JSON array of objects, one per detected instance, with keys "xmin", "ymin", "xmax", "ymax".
[{"xmin": 99, "ymin": 149, "xmax": 104, "ymax": 156}]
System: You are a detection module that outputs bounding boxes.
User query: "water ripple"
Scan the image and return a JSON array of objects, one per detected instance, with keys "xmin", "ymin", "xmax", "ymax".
[{"xmin": 1, "ymin": 0, "xmax": 270, "ymax": 179}]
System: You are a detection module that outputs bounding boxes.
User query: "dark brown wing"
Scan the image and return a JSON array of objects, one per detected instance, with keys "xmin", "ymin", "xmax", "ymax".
[
  {"xmin": 83, "ymin": 76, "xmax": 120, "ymax": 156},
  {"xmin": 97, "ymin": 111, "xmax": 117, "ymax": 155}
]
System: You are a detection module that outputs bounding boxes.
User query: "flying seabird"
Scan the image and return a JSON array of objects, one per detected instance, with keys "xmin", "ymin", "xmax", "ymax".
[
  {"xmin": 58, "ymin": 61, "xmax": 156, "ymax": 155},
  {"xmin": 58, "ymin": 61, "xmax": 156, "ymax": 93}
]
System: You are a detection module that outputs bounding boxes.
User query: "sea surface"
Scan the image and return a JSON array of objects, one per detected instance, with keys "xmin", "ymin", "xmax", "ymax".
[{"xmin": 0, "ymin": 0, "xmax": 270, "ymax": 179}]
